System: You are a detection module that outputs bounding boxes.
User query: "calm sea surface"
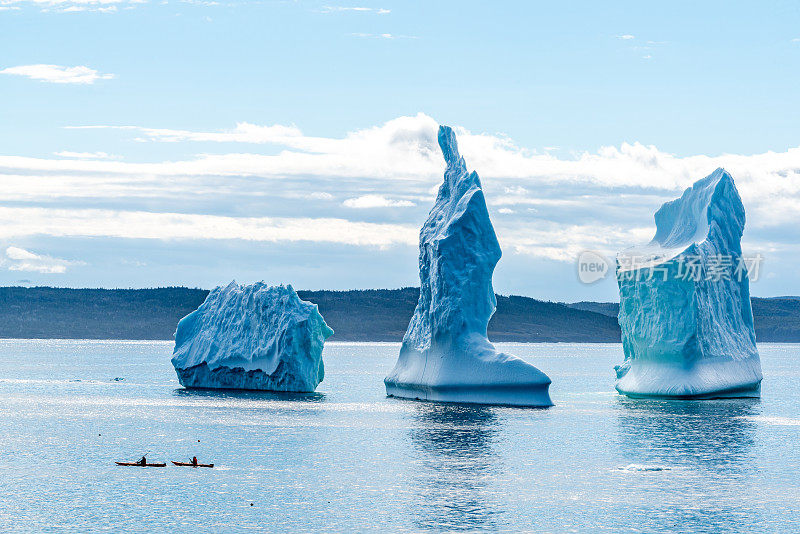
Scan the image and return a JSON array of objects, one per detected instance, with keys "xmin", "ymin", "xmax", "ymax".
[{"xmin": 0, "ymin": 340, "xmax": 798, "ymax": 533}]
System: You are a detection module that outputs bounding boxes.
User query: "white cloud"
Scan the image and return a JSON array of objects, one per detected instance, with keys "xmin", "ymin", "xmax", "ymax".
[
  {"xmin": 498, "ymin": 208, "xmax": 515, "ymax": 214},
  {"xmin": 343, "ymin": 194, "xmax": 415, "ymax": 208},
  {"xmin": 0, "ymin": 207, "xmax": 418, "ymax": 248},
  {"xmin": 3, "ymin": 246, "xmax": 83, "ymax": 274},
  {"xmin": 60, "ymin": 113, "xmax": 441, "ymax": 180},
  {"xmin": 1, "ymin": 0, "xmax": 171, "ymax": 12},
  {"xmin": 60, "ymin": 4, "xmax": 117, "ymax": 11},
  {"xmin": 54, "ymin": 151, "xmax": 120, "ymax": 159},
  {"xmin": 321, "ymin": 6, "xmax": 390, "ymax": 14},
  {"xmin": 3, "ymin": 113, "xmax": 800, "ymax": 265},
  {"xmin": 618, "ymin": 35, "xmax": 665, "ymax": 59},
  {"xmin": 68, "ymin": 122, "xmax": 305, "ymax": 144},
  {"xmin": 350, "ymin": 33, "xmax": 417, "ymax": 39},
  {"xmin": 9, "ymin": 116, "xmax": 800, "ymax": 208},
  {"xmin": 502, "ymin": 223, "xmax": 653, "ymax": 262},
  {"xmin": 0, "ymin": 64, "xmax": 114, "ymax": 84}
]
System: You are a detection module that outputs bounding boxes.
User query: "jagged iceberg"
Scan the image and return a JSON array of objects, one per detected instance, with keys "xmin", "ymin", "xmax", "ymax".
[
  {"xmin": 615, "ymin": 168, "xmax": 762, "ymax": 398},
  {"xmin": 171, "ymin": 281, "xmax": 333, "ymax": 392},
  {"xmin": 384, "ymin": 125, "xmax": 552, "ymax": 407}
]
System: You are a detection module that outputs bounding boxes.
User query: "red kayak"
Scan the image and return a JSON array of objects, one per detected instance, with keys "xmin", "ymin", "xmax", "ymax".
[
  {"xmin": 115, "ymin": 461, "xmax": 166, "ymax": 467},
  {"xmin": 172, "ymin": 461, "xmax": 214, "ymax": 468}
]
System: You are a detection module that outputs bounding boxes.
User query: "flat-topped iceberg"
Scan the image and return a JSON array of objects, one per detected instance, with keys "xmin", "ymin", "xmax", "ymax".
[
  {"xmin": 172, "ymin": 281, "xmax": 333, "ymax": 392},
  {"xmin": 615, "ymin": 168, "xmax": 762, "ymax": 398},
  {"xmin": 384, "ymin": 125, "xmax": 552, "ymax": 407}
]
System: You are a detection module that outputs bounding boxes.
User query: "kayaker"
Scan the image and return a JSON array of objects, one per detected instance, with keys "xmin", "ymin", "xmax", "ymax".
[
  {"xmin": 192, "ymin": 456, "xmax": 198, "ymax": 466},
  {"xmin": 139, "ymin": 456, "xmax": 147, "ymax": 466}
]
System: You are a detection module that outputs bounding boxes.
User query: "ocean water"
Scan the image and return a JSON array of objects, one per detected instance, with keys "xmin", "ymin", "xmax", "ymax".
[{"xmin": 0, "ymin": 340, "xmax": 798, "ymax": 533}]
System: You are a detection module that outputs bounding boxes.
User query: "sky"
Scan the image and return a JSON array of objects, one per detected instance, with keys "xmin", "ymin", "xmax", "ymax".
[{"xmin": 1, "ymin": 0, "xmax": 799, "ymax": 301}]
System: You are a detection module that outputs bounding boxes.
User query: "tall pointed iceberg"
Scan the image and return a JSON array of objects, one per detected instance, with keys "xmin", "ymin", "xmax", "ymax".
[
  {"xmin": 384, "ymin": 125, "xmax": 552, "ymax": 407},
  {"xmin": 615, "ymin": 168, "xmax": 762, "ymax": 398}
]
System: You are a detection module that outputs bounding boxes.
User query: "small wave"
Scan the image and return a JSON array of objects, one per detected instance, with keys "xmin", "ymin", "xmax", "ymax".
[
  {"xmin": 617, "ymin": 464, "xmax": 671, "ymax": 472},
  {"xmin": 746, "ymin": 416, "xmax": 800, "ymax": 426}
]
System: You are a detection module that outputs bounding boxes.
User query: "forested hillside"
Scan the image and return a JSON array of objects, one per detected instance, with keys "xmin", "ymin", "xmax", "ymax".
[{"xmin": 0, "ymin": 287, "xmax": 797, "ymax": 342}]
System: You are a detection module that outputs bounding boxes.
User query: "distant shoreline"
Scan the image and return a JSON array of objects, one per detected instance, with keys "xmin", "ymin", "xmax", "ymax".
[{"xmin": 1, "ymin": 286, "xmax": 798, "ymax": 343}]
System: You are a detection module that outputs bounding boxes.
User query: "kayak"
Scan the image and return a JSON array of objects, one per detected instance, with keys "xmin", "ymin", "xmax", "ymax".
[
  {"xmin": 172, "ymin": 461, "xmax": 214, "ymax": 468},
  {"xmin": 115, "ymin": 461, "xmax": 167, "ymax": 467}
]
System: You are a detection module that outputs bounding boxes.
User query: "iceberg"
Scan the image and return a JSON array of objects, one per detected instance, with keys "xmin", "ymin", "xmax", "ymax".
[
  {"xmin": 615, "ymin": 168, "xmax": 762, "ymax": 398},
  {"xmin": 384, "ymin": 125, "xmax": 552, "ymax": 407},
  {"xmin": 171, "ymin": 281, "xmax": 333, "ymax": 392}
]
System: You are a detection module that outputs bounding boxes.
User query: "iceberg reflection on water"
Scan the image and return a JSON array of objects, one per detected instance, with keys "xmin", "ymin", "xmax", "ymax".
[
  {"xmin": 409, "ymin": 403, "xmax": 505, "ymax": 532},
  {"xmin": 613, "ymin": 397, "xmax": 762, "ymax": 531}
]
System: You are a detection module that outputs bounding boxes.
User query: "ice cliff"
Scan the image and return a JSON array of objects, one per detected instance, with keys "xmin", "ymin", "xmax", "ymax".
[
  {"xmin": 172, "ymin": 281, "xmax": 333, "ymax": 392},
  {"xmin": 615, "ymin": 168, "xmax": 762, "ymax": 398},
  {"xmin": 384, "ymin": 125, "xmax": 552, "ymax": 407}
]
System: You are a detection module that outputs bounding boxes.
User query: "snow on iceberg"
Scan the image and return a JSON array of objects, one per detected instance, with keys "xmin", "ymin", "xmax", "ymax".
[
  {"xmin": 615, "ymin": 168, "xmax": 762, "ymax": 398},
  {"xmin": 172, "ymin": 281, "xmax": 333, "ymax": 392},
  {"xmin": 384, "ymin": 125, "xmax": 552, "ymax": 407}
]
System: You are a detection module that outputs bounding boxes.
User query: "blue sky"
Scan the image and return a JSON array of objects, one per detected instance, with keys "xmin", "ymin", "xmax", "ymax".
[{"xmin": 1, "ymin": 0, "xmax": 799, "ymax": 301}]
